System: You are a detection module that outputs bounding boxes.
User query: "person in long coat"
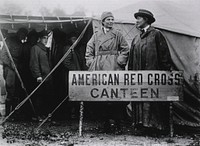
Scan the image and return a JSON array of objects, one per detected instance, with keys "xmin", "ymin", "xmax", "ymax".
[
  {"xmin": 21, "ymin": 29, "xmax": 38, "ymax": 93},
  {"xmin": 85, "ymin": 13, "xmax": 129, "ymax": 71},
  {"xmin": 85, "ymin": 12, "xmax": 129, "ymax": 134},
  {"xmin": 128, "ymin": 9, "xmax": 174, "ymax": 131},
  {"xmin": 1, "ymin": 28, "xmax": 28, "ymax": 118},
  {"xmin": 62, "ymin": 33, "xmax": 81, "ymax": 119},
  {"xmin": 30, "ymin": 30, "xmax": 54, "ymax": 121}
]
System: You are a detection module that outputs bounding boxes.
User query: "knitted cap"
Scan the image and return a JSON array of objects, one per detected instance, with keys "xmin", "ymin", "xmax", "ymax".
[{"xmin": 101, "ymin": 12, "xmax": 114, "ymax": 21}]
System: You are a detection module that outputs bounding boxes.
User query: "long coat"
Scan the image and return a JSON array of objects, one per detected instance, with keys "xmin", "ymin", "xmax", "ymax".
[
  {"xmin": 1, "ymin": 36, "xmax": 23, "ymax": 100},
  {"xmin": 85, "ymin": 27, "xmax": 129, "ymax": 121},
  {"xmin": 62, "ymin": 44, "xmax": 81, "ymax": 94},
  {"xmin": 85, "ymin": 28, "xmax": 129, "ymax": 71},
  {"xmin": 63, "ymin": 45, "xmax": 81, "ymax": 71},
  {"xmin": 30, "ymin": 42, "xmax": 52, "ymax": 81},
  {"xmin": 128, "ymin": 26, "xmax": 172, "ymax": 70},
  {"xmin": 29, "ymin": 42, "xmax": 54, "ymax": 116},
  {"xmin": 128, "ymin": 26, "xmax": 173, "ymax": 130},
  {"xmin": 1, "ymin": 36, "xmax": 22, "ymax": 69}
]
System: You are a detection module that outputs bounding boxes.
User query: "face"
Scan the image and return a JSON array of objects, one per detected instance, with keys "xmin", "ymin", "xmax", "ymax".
[
  {"xmin": 102, "ymin": 16, "xmax": 114, "ymax": 29},
  {"xmin": 18, "ymin": 32, "xmax": 27, "ymax": 43},
  {"xmin": 136, "ymin": 16, "xmax": 148, "ymax": 29},
  {"xmin": 70, "ymin": 36, "xmax": 77, "ymax": 44},
  {"xmin": 40, "ymin": 36, "xmax": 48, "ymax": 45}
]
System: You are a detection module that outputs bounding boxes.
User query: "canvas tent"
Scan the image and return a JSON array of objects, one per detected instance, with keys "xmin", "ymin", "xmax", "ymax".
[
  {"xmin": 0, "ymin": 0, "xmax": 200, "ymax": 127},
  {"xmin": 111, "ymin": 0, "xmax": 200, "ymax": 127}
]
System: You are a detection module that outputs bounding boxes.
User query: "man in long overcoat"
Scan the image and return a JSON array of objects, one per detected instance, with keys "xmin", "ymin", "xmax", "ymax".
[{"xmin": 30, "ymin": 30, "xmax": 54, "ymax": 121}]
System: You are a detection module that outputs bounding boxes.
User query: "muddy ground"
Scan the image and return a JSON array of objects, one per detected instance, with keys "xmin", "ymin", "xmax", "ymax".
[{"xmin": 0, "ymin": 117, "xmax": 200, "ymax": 146}]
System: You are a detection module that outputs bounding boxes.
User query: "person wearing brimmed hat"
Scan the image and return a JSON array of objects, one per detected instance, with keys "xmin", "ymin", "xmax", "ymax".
[
  {"xmin": 134, "ymin": 9, "xmax": 155, "ymax": 28},
  {"xmin": 30, "ymin": 29, "xmax": 54, "ymax": 121},
  {"xmin": 128, "ymin": 9, "xmax": 174, "ymax": 131},
  {"xmin": 85, "ymin": 11, "xmax": 129, "ymax": 134}
]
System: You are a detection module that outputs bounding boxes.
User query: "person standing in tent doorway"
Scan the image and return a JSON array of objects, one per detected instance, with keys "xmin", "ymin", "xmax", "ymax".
[
  {"xmin": 62, "ymin": 32, "xmax": 82, "ymax": 119},
  {"xmin": 128, "ymin": 9, "xmax": 174, "ymax": 132},
  {"xmin": 1, "ymin": 28, "xmax": 28, "ymax": 120},
  {"xmin": 30, "ymin": 30, "xmax": 54, "ymax": 122},
  {"xmin": 85, "ymin": 12, "xmax": 129, "ymax": 134}
]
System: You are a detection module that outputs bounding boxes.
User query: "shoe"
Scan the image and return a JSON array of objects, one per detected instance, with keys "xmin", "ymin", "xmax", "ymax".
[
  {"xmin": 115, "ymin": 129, "xmax": 123, "ymax": 135},
  {"xmin": 103, "ymin": 119, "xmax": 119, "ymax": 134},
  {"xmin": 49, "ymin": 120, "xmax": 60, "ymax": 126},
  {"xmin": 31, "ymin": 116, "xmax": 39, "ymax": 122},
  {"xmin": 7, "ymin": 117, "xmax": 15, "ymax": 122},
  {"xmin": 103, "ymin": 120, "xmax": 111, "ymax": 133},
  {"xmin": 71, "ymin": 114, "xmax": 77, "ymax": 119},
  {"xmin": 38, "ymin": 116, "xmax": 45, "ymax": 122}
]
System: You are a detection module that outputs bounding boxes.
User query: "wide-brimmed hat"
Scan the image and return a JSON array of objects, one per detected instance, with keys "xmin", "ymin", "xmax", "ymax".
[
  {"xmin": 101, "ymin": 11, "xmax": 114, "ymax": 21},
  {"xmin": 134, "ymin": 9, "xmax": 155, "ymax": 24}
]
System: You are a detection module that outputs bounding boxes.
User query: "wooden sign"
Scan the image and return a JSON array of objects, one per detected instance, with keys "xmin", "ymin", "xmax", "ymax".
[{"xmin": 69, "ymin": 71, "xmax": 183, "ymax": 101}]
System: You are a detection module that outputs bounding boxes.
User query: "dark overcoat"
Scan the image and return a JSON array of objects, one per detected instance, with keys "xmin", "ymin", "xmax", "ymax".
[
  {"xmin": 128, "ymin": 26, "xmax": 173, "ymax": 130},
  {"xmin": 30, "ymin": 42, "xmax": 52, "ymax": 81},
  {"xmin": 128, "ymin": 26, "xmax": 172, "ymax": 70}
]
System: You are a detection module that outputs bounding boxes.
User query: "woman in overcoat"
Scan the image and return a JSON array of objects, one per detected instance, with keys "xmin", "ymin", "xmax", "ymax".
[
  {"xmin": 85, "ymin": 12, "xmax": 129, "ymax": 134},
  {"xmin": 128, "ymin": 9, "xmax": 174, "ymax": 131},
  {"xmin": 85, "ymin": 13, "xmax": 129, "ymax": 71}
]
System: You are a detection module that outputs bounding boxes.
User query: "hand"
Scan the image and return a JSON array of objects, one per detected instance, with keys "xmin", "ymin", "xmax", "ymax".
[{"xmin": 37, "ymin": 77, "xmax": 42, "ymax": 82}]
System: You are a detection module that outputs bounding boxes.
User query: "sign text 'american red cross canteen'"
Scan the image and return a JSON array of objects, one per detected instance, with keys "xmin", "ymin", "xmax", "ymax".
[{"xmin": 69, "ymin": 71, "xmax": 183, "ymax": 101}]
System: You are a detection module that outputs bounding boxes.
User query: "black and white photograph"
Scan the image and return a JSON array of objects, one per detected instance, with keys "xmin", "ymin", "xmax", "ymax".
[{"xmin": 0, "ymin": 0, "xmax": 200, "ymax": 145}]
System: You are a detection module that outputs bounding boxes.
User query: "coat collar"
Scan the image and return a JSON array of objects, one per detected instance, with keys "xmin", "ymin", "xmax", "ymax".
[
  {"xmin": 140, "ymin": 26, "xmax": 155, "ymax": 38},
  {"xmin": 96, "ymin": 27, "xmax": 118, "ymax": 46},
  {"xmin": 36, "ymin": 42, "xmax": 47, "ymax": 51}
]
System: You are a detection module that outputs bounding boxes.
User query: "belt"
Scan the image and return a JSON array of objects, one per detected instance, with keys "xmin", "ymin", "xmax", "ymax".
[{"xmin": 95, "ymin": 50, "xmax": 118, "ymax": 56}]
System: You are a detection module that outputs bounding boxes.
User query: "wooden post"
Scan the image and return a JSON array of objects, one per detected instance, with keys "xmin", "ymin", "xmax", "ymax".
[
  {"xmin": 79, "ymin": 101, "xmax": 84, "ymax": 136},
  {"xmin": 169, "ymin": 102, "xmax": 174, "ymax": 137}
]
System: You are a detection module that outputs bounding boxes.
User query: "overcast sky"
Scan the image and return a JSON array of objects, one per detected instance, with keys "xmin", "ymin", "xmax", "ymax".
[
  {"xmin": 1, "ymin": 0, "xmax": 195, "ymax": 17},
  {"xmin": 1, "ymin": 0, "xmax": 138, "ymax": 16}
]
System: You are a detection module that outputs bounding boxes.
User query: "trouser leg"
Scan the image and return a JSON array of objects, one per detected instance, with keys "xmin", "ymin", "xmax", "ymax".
[
  {"xmin": 5, "ymin": 99, "xmax": 12, "ymax": 116},
  {"xmin": 4, "ymin": 68, "xmax": 16, "ymax": 116}
]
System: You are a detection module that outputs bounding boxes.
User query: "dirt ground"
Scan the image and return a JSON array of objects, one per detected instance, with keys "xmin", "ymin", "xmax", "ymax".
[{"xmin": 0, "ymin": 117, "xmax": 199, "ymax": 146}]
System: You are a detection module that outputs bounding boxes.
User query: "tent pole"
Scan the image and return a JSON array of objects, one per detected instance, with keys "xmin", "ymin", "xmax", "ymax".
[{"xmin": 36, "ymin": 95, "xmax": 69, "ymax": 130}]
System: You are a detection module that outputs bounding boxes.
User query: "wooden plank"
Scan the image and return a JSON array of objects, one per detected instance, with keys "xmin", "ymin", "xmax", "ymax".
[{"xmin": 69, "ymin": 71, "xmax": 183, "ymax": 102}]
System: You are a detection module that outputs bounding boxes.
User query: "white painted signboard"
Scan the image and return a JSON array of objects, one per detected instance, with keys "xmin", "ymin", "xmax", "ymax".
[{"xmin": 69, "ymin": 71, "xmax": 183, "ymax": 101}]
